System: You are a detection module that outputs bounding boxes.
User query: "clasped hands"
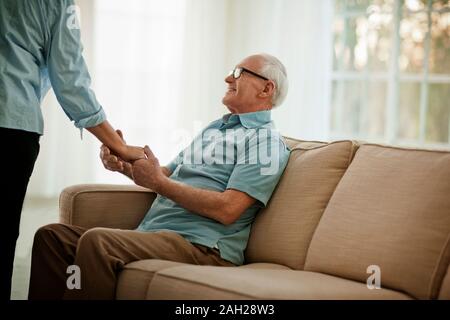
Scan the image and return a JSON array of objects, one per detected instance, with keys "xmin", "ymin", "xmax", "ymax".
[{"xmin": 100, "ymin": 130, "xmax": 166, "ymax": 191}]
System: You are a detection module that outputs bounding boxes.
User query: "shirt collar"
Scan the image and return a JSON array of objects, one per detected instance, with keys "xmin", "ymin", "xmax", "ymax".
[{"xmin": 221, "ymin": 110, "xmax": 272, "ymax": 129}]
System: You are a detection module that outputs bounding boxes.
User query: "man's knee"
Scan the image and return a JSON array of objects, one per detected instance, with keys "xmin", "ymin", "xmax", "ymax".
[
  {"xmin": 34, "ymin": 223, "xmax": 65, "ymax": 244},
  {"xmin": 77, "ymin": 227, "xmax": 111, "ymax": 251}
]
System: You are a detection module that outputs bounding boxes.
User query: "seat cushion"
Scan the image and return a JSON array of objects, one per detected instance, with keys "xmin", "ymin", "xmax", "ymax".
[
  {"xmin": 245, "ymin": 140, "xmax": 358, "ymax": 269},
  {"xmin": 116, "ymin": 260, "xmax": 286, "ymax": 300},
  {"xmin": 116, "ymin": 259, "xmax": 186, "ymax": 299},
  {"xmin": 304, "ymin": 144, "xmax": 450, "ymax": 300},
  {"xmin": 147, "ymin": 265, "xmax": 412, "ymax": 300},
  {"xmin": 439, "ymin": 264, "xmax": 450, "ymax": 300}
]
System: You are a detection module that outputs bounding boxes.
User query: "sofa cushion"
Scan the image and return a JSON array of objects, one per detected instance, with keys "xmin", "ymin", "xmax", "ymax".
[
  {"xmin": 116, "ymin": 259, "xmax": 186, "ymax": 299},
  {"xmin": 60, "ymin": 184, "xmax": 156, "ymax": 229},
  {"xmin": 116, "ymin": 260, "xmax": 286, "ymax": 299},
  {"xmin": 245, "ymin": 140, "xmax": 358, "ymax": 269},
  {"xmin": 282, "ymin": 136, "xmax": 327, "ymax": 149},
  {"xmin": 147, "ymin": 265, "xmax": 412, "ymax": 300},
  {"xmin": 439, "ymin": 264, "xmax": 450, "ymax": 300},
  {"xmin": 304, "ymin": 144, "xmax": 450, "ymax": 300},
  {"xmin": 283, "ymin": 136, "xmax": 303, "ymax": 149}
]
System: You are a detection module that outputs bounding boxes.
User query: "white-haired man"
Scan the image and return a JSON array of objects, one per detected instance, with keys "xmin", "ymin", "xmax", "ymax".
[{"xmin": 28, "ymin": 54, "xmax": 291, "ymax": 300}]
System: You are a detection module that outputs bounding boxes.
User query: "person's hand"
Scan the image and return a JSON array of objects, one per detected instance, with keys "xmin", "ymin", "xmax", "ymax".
[
  {"xmin": 120, "ymin": 145, "xmax": 146, "ymax": 162},
  {"xmin": 132, "ymin": 146, "xmax": 166, "ymax": 191},
  {"xmin": 100, "ymin": 130, "xmax": 133, "ymax": 179},
  {"xmin": 113, "ymin": 129, "xmax": 146, "ymax": 162}
]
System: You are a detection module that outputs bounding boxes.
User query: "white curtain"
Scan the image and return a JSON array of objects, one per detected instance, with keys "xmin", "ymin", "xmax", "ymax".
[
  {"xmin": 224, "ymin": 0, "xmax": 333, "ymax": 140},
  {"xmin": 27, "ymin": 0, "xmax": 333, "ymax": 198}
]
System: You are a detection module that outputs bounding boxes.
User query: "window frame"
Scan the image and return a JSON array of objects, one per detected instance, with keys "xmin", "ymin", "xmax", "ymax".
[{"xmin": 330, "ymin": 0, "xmax": 450, "ymax": 149}]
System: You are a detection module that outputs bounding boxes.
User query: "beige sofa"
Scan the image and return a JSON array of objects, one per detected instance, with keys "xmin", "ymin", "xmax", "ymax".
[{"xmin": 59, "ymin": 138, "xmax": 450, "ymax": 300}]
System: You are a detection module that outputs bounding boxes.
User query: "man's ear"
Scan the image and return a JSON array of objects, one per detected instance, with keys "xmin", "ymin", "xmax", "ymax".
[{"xmin": 259, "ymin": 80, "xmax": 275, "ymax": 99}]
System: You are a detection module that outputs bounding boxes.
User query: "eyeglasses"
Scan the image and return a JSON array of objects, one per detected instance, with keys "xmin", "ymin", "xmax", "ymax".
[{"xmin": 228, "ymin": 67, "xmax": 269, "ymax": 81}]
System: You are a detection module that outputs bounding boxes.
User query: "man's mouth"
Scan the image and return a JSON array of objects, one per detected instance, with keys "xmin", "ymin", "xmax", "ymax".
[{"xmin": 226, "ymin": 88, "xmax": 236, "ymax": 93}]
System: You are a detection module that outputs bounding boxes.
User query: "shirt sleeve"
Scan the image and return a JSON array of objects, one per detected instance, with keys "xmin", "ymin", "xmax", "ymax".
[
  {"xmin": 226, "ymin": 131, "xmax": 290, "ymax": 207},
  {"xmin": 45, "ymin": 0, "xmax": 106, "ymax": 129},
  {"xmin": 165, "ymin": 150, "xmax": 184, "ymax": 175}
]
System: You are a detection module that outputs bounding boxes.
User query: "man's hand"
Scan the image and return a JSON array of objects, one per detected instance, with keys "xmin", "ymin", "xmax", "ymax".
[
  {"xmin": 132, "ymin": 146, "xmax": 166, "ymax": 191},
  {"xmin": 100, "ymin": 130, "xmax": 134, "ymax": 179}
]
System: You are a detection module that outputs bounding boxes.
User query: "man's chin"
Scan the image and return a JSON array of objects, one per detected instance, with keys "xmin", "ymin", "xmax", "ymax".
[
  {"xmin": 222, "ymin": 96, "xmax": 231, "ymax": 106},
  {"xmin": 222, "ymin": 100, "xmax": 236, "ymax": 113}
]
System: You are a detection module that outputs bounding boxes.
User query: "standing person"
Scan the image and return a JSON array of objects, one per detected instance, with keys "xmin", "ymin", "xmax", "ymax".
[{"xmin": 0, "ymin": 0, "xmax": 145, "ymax": 299}]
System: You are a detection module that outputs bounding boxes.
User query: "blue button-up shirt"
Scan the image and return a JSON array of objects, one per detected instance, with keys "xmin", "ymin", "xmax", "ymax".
[
  {"xmin": 0, "ymin": 0, "xmax": 106, "ymax": 135},
  {"xmin": 137, "ymin": 110, "xmax": 291, "ymax": 265}
]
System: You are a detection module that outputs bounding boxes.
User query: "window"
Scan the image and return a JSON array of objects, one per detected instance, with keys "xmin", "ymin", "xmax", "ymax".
[
  {"xmin": 331, "ymin": 0, "xmax": 450, "ymax": 148},
  {"xmin": 92, "ymin": 0, "xmax": 187, "ymax": 183}
]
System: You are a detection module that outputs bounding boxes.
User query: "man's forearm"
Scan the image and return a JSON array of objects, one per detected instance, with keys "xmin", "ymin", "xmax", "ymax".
[
  {"xmin": 155, "ymin": 177, "xmax": 231, "ymax": 224},
  {"xmin": 121, "ymin": 166, "xmax": 171, "ymax": 183},
  {"xmin": 130, "ymin": 146, "xmax": 253, "ymax": 225},
  {"xmin": 161, "ymin": 167, "xmax": 172, "ymax": 177}
]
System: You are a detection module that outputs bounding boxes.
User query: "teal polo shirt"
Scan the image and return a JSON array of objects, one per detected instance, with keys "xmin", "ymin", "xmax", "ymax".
[
  {"xmin": 0, "ymin": 0, "xmax": 106, "ymax": 134},
  {"xmin": 137, "ymin": 110, "xmax": 291, "ymax": 265}
]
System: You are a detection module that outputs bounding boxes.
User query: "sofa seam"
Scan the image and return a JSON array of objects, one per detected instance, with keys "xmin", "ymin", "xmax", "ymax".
[
  {"xmin": 343, "ymin": 141, "xmax": 353, "ymax": 167},
  {"xmin": 290, "ymin": 140, "xmax": 353, "ymax": 152},
  {"xmin": 282, "ymin": 135, "xmax": 329, "ymax": 145},
  {"xmin": 116, "ymin": 269, "xmax": 157, "ymax": 299},
  {"xmin": 123, "ymin": 267, "xmax": 160, "ymax": 273},
  {"xmin": 429, "ymin": 232, "xmax": 450, "ymax": 299},
  {"xmin": 362, "ymin": 143, "xmax": 450, "ymax": 153},
  {"xmin": 152, "ymin": 272, "xmax": 259, "ymax": 299},
  {"xmin": 302, "ymin": 141, "xmax": 356, "ymax": 269}
]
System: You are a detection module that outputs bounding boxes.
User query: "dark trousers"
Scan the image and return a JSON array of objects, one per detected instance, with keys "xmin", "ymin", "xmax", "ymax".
[{"xmin": 0, "ymin": 127, "xmax": 40, "ymax": 300}]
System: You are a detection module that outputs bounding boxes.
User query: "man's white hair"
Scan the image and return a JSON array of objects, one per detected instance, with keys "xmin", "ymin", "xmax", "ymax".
[{"xmin": 258, "ymin": 53, "xmax": 288, "ymax": 107}]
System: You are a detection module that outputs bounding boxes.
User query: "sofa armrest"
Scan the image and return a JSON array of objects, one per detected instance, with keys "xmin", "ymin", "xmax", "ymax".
[{"xmin": 59, "ymin": 184, "xmax": 157, "ymax": 229}]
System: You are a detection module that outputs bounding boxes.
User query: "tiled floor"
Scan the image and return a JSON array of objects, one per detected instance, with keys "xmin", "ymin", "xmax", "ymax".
[{"xmin": 11, "ymin": 197, "xmax": 59, "ymax": 300}]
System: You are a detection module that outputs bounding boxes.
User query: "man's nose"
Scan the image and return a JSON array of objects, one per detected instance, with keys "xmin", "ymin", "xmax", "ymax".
[{"xmin": 225, "ymin": 74, "xmax": 234, "ymax": 83}]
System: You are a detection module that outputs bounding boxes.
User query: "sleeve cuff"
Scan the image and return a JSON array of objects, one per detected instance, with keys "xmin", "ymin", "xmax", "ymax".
[
  {"xmin": 226, "ymin": 183, "xmax": 269, "ymax": 207},
  {"xmin": 165, "ymin": 162, "xmax": 178, "ymax": 174},
  {"xmin": 74, "ymin": 107, "xmax": 107, "ymax": 129}
]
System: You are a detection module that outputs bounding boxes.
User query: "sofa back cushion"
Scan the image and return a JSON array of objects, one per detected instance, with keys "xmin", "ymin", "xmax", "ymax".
[
  {"xmin": 304, "ymin": 144, "xmax": 450, "ymax": 299},
  {"xmin": 245, "ymin": 140, "xmax": 358, "ymax": 269}
]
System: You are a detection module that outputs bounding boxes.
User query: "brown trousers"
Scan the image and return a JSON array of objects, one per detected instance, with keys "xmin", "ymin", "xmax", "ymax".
[{"xmin": 28, "ymin": 223, "xmax": 234, "ymax": 300}]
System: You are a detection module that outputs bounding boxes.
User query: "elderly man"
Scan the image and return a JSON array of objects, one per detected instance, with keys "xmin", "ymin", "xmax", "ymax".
[{"xmin": 28, "ymin": 54, "xmax": 291, "ymax": 300}]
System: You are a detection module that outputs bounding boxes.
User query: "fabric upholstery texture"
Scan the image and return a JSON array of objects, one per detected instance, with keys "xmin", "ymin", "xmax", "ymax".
[
  {"xmin": 438, "ymin": 264, "xmax": 450, "ymax": 300},
  {"xmin": 59, "ymin": 184, "xmax": 156, "ymax": 229},
  {"xmin": 245, "ymin": 140, "xmax": 358, "ymax": 269},
  {"xmin": 147, "ymin": 265, "xmax": 412, "ymax": 300},
  {"xmin": 304, "ymin": 144, "xmax": 450, "ymax": 299},
  {"xmin": 116, "ymin": 260, "xmax": 186, "ymax": 300}
]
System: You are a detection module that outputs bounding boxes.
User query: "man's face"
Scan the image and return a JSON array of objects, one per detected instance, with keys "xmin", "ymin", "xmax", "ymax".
[{"xmin": 222, "ymin": 56, "xmax": 268, "ymax": 114}]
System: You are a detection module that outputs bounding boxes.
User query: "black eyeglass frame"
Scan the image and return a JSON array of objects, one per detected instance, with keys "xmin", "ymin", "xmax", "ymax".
[{"xmin": 229, "ymin": 67, "xmax": 269, "ymax": 81}]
